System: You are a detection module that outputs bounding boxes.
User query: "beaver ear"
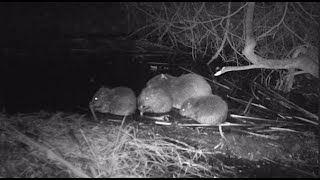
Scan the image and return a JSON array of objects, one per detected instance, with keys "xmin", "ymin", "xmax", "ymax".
[
  {"xmin": 101, "ymin": 85, "xmax": 112, "ymax": 89},
  {"xmin": 100, "ymin": 86, "xmax": 107, "ymax": 90},
  {"xmin": 160, "ymin": 74, "xmax": 168, "ymax": 80},
  {"xmin": 101, "ymin": 86, "xmax": 112, "ymax": 92}
]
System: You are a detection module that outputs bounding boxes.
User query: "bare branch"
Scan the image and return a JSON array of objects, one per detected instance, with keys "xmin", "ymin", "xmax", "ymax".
[
  {"xmin": 215, "ymin": 2, "xmax": 319, "ymax": 79},
  {"xmin": 257, "ymin": 3, "xmax": 288, "ymax": 41},
  {"xmin": 207, "ymin": 2, "xmax": 231, "ymax": 65}
]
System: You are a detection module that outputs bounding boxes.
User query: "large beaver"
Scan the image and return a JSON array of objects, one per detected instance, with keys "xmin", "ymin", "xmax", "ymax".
[{"xmin": 138, "ymin": 73, "xmax": 212, "ymax": 114}]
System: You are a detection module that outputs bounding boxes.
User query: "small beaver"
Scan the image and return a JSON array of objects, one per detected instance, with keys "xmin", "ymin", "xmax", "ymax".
[
  {"xmin": 138, "ymin": 86, "xmax": 173, "ymax": 113},
  {"xmin": 179, "ymin": 94, "xmax": 228, "ymax": 125},
  {"xmin": 90, "ymin": 86, "xmax": 137, "ymax": 116},
  {"xmin": 136, "ymin": 74, "xmax": 176, "ymax": 113},
  {"xmin": 138, "ymin": 73, "xmax": 212, "ymax": 113}
]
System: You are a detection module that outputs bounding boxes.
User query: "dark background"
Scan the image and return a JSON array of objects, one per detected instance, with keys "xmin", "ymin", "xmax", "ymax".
[
  {"xmin": 0, "ymin": 2, "xmax": 155, "ymax": 114},
  {"xmin": 1, "ymin": 2, "xmax": 317, "ymax": 115}
]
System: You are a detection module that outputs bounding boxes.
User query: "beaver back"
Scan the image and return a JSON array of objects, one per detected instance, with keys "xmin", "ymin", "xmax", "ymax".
[{"xmin": 171, "ymin": 73, "xmax": 212, "ymax": 109}]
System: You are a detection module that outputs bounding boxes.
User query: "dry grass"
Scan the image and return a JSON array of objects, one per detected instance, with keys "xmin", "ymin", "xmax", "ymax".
[
  {"xmin": 0, "ymin": 108, "xmax": 318, "ymax": 177},
  {"xmin": 0, "ymin": 112, "xmax": 227, "ymax": 178},
  {"xmin": 0, "ymin": 77, "xmax": 318, "ymax": 179}
]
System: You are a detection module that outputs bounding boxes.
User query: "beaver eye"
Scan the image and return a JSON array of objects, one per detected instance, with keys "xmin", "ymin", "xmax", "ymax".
[{"xmin": 94, "ymin": 97, "xmax": 98, "ymax": 101}]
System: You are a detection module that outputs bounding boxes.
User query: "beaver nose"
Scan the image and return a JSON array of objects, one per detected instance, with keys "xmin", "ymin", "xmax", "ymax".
[
  {"xmin": 138, "ymin": 105, "xmax": 146, "ymax": 111},
  {"xmin": 138, "ymin": 105, "xmax": 146, "ymax": 116}
]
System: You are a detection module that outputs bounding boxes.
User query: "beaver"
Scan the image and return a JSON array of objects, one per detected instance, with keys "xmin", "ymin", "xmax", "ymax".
[
  {"xmin": 179, "ymin": 94, "xmax": 228, "ymax": 125},
  {"xmin": 136, "ymin": 74, "xmax": 176, "ymax": 114},
  {"xmin": 90, "ymin": 86, "xmax": 137, "ymax": 116},
  {"xmin": 138, "ymin": 86, "xmax": 173, "ymax": 113},
  {"xmin": 170, "ymin": 73, "xmax": 212, "ymax": 109},
  {"xmin": 138, "ymin": 73, "xmax": 212, "ymax": 113}
]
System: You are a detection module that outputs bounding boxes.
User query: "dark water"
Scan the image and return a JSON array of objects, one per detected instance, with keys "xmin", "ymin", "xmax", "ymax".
[{"xmin": 2, "ymin": 51, "xmax": 151, "ymax": 114}]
